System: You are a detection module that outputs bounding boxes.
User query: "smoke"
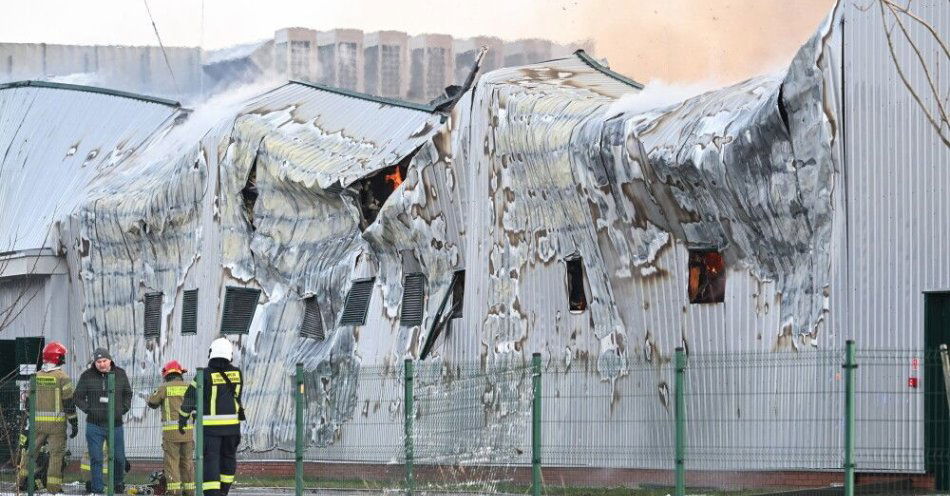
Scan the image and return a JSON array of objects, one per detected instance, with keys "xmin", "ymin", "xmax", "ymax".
[
  {"xmin": 605, "ymin": 79, "xmax": 721, "ymax": 117},
  {"xmin": 552, "ymin": 0, "xmax": 836, "ymax": 85}
]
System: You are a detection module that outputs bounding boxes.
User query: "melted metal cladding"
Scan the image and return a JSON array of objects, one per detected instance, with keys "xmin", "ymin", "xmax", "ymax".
[
  {"xmin": 19, "ymin": 11, "xmax": 839, "ymax": 455},
  {"xmin": 619, "ymin": 24, "xmax": 836, "ymax": 348}
]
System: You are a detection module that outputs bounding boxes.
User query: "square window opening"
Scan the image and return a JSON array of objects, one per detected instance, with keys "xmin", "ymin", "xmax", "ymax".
[
  {"xmin": 688, "ymin": 249, "xmax": 726, "ymax": 304},
  {"xmin": 450, "ymin": 270, "xmax": 465, "ymax": 319},
  {"xmin": 566, "ymin": 257, "xmax": 587, "ymax": 313}
]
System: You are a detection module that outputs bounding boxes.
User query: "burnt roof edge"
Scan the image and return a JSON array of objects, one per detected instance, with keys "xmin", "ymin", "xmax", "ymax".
[
  {"xmin": 0, "ymin": 80, "xmax": 182, "ymax": 107},
  {"xmin": 574, "ymin": 50, "xmax": 645, "ymax": 90}
]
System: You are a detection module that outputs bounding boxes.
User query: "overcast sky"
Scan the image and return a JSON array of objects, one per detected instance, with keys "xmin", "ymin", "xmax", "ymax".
[{"xmin": 1, "ymin": 0, "xmax": 835, "ymax": 84}]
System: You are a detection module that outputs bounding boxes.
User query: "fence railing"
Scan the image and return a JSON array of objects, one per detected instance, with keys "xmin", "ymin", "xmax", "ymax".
[{"xmin": 1, "ymin": 342, "xmax": 944, "ymax": 495}]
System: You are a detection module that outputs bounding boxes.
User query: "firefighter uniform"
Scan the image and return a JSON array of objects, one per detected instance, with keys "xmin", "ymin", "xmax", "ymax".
[
  {"xmin": 179, "ymin": 340, "xmax": 243, "ymax": 496},
  {"xmin": 148, "ymin": 376, "xmax": 195, "ymax": 496},
  {"xmin": 18, "ymin": 366, "xmax": 77, "ymax": 493}
]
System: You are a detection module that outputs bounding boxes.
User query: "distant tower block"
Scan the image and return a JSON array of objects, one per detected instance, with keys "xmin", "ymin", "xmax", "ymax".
[
  {"xmin": 317, "ymin": 29, "xmax": 364, "ymax": 92},
  {"xmin": 364, "ymin": 31, "xmax": 409, "ymax": 99},
  {"xmin": 453, "ymin": 36, "xmax": 503, "ymax": 85},
  {"xmin": 408, "ymin": 34, "xmax": 454, "ymax": 103},
  {"xmin": 503, "ymin": 39, "xmax": 553, "ymax": 67},
  {"xmin": 275, "ymin": 27, "xmax": 318, "ymax": 81}
]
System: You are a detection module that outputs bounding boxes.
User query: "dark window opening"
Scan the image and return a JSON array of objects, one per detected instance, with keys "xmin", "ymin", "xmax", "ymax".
[
  {"xmin": 354, "ymin": 155, "xmax": 410, "ymax": 229},
  {"xmin": 241, "ymin": 158, "xmax": 259, "ymax": 230},
  {"xmin": 181, "ymin": 289, "xmax": 198, "ymax": 335},
  {"xmin": 450, "ymin": 270, "xmax": 465, "ymax": 319},
  {"xmin": 566, "ymin": 257, "xmax": 587, "ymax": 313},
  {"xmin": 777, "ymin": 83, "xmax": 790, "ymax": 132},
  {"xmin": 144, "ymin": 292, "xmax": 163, "ymax": 339},
  {"xmin": 299, "ymin": 296, "xmax": 325, "ymax": 341},
  {"xmin": 688, "ymin": 249, "xmax": 726, "ymax": 304},
  {"xmin": 340, "ymin": 278, "xmax": 375, "ymax": 326},
  {"xmin": 221, "ymin": 286, "xmax": 261, "ymax": 335},
  {"xmin": 400, "ymin": 273, "xmax": 426, "ymax": 327}
]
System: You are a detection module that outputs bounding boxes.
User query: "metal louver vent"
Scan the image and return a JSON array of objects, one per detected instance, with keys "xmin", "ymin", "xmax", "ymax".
[
  {"xmin": 400, "ymin": 273, "xmax": 426, "ymax": 326},
  {"xmin": 220, "ymin": 287, "xmax": 261, "ymax": 335},
  {"xmin": 299, "ymin": 297, "xmax": 325, "ymax": 341},
  {"xmin": 339, "ymin": 279, "xmax": 375, "ymax": 326},
  {"xmin": 144, "ymin": 292, "xmax": 163, "ymax": 339},
  {"xmin": 181, "ymin": 289, "xmax": 198, "ymax": 335}
]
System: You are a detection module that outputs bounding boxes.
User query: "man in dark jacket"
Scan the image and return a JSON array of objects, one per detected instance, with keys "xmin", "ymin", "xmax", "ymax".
[
  {"xmin": 179, "ymin": 338, "xmax": 243, "ymax": 496},
  {"xmin": 74, "ymin": 348, "xmax": 132, "ymax": 494}
]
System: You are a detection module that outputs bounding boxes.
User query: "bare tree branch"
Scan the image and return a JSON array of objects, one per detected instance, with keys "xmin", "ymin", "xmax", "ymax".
[{"xmin": 877, "ymin": 0, "xmax": 950, "ymax": 147}]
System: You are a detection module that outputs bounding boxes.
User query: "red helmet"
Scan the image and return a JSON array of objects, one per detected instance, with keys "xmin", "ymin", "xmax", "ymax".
[
  {"xmin": 161, "ymin": 360, "xmax": 187, "ymax": 378},
  {"xmin": 42, "ymin": 342, "xmax": 68, "ymax": 365}
]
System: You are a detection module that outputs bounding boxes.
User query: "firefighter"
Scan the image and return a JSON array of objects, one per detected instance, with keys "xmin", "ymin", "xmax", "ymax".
[
  {"xmin": 178, "ymin": 338, "xmax": 244, "ymax": 496},
  {"xmin": 17, "ymin": 341, "xmax": 79, "ymax": 494},
  {"xmin": 147, "ymin": 360, "xmax": 195, "ymax": 496}
]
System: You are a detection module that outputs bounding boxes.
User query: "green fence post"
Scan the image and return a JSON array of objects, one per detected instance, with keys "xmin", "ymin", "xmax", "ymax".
[
  {"xmin": 107, "ymin": 372, "xmax": 116, "ymax": 496},
  {"xmin": 532, "ymin": 352, "xmax": 542, "ymax": 496},
  {"xmin": 195, "ymin": 368, "xmax": 204, "ymax": 496},
  {"xmin": 295, "ymin": 363, "xmax": 304, "ymax": 496},
  {"xmin": 26, "ymin": 374, "xmax": 37, "ymax": 496},
  {"xmin": 844, "ymin": 340, "xmax": 856, "ymax": 496},
  {"xmin": 674, "ymin": 347, "xmax": 686, "ymax": 496},
  {"xmin": 404, "ymin": 359, "xmax": 414, "ymax": 496}
]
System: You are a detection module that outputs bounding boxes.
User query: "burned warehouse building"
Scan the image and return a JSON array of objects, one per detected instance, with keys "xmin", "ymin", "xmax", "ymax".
[{"xmin": 1, "ymin": 0, "xmax": 949, "ymax": 487}]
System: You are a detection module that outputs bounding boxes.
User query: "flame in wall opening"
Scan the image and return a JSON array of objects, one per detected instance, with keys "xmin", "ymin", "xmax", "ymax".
[{"xmin": 384, "ymin": 166, "xmax": 404, "ymax": 190}]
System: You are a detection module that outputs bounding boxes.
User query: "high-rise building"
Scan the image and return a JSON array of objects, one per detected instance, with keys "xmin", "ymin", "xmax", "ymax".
[
  {"xmin": 408, "ymin": 34, "xmax": 453, "ymax": 103},
  {"xmin": 316, "ymin": 29, "xmax": 363, "ymax": 92},
  {"xmin": 453, "ymin": 36, "xmax": 503, "ymax": 85},
  {"xmin": 364, "ymin": 31, "xmax": 408, "ymax": 99},
  {"xmin": 274, "ymin": 28, "xmax": 318, "ymax": 81},
  {"xmin": 503, "ymin": 39, "xmax": 553, "ymax": 67}
]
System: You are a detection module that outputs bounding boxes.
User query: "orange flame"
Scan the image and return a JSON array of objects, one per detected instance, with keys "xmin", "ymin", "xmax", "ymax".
[{"xmin": 384, "ymin": 167, "xmax": 404, "ymax": 190}]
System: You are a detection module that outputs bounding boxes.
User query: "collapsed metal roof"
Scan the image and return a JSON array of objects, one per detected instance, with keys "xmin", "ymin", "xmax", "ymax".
[{"xmin": 234, "ymin": 80, "xmax": 445, "ymax": 191}]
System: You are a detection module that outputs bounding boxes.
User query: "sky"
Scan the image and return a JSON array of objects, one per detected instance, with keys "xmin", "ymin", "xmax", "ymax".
[{"xmin": 0, "ymin": 0, "xmax": 836, "ymax": 84}]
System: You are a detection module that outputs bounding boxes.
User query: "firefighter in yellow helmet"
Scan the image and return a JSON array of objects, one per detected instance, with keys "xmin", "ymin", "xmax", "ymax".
[
  {"xmin": 18, "ymin": 341, "xmax": 78, "ymax": 493},
  {"xmin": 147, "ymin": 360, "xmax": 195, "ymax": 496}
]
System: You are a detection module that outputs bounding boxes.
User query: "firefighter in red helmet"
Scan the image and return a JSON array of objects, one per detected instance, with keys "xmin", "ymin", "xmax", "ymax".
[
  {"xmin": 147, "ymin": 360, "xmax": 195, "ymax": 496},
  {"xmin": 18, "ymin": 341, "xmax": 77, "ymax": 493}
]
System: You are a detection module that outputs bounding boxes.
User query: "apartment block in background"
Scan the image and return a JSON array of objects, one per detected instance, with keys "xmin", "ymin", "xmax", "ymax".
[
  {"xmin": 316, "ymin": 29, "xmax": 363, "ymax": 92},
  {"xmin": 408, "ymin": 34, "xmax": 453, "ymax": 103},
  {"xmin": 363, "ymin": 31, "xmax": 408, "ymax": 99},
  {"xmin": 453, "ymin": 36, "xmax": 503, "ymax": 86},
  {"xmin": 503, "ymin": 39, "xmax": 553, "ymax": 67},
  {"xmin": 274, "ymin": 28, "xmax": 318, "ymax": 81}
]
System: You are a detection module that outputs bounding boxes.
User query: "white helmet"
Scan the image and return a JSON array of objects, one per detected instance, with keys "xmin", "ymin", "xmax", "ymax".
[{"xmin": 209, "ymin": 337, "xmax": 233, "ymax": 361}]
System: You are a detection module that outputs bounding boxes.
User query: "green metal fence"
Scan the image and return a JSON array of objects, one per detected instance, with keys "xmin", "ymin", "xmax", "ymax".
[{"xmin": 0, "ymin": 343, "xmax": 947, "ymax": 495}]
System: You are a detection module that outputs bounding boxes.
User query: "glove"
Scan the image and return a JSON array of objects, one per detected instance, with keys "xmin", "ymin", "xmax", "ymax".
[
  {"xmin": 178, "ymin": 416, "xmax": 187, "ymax": 435},
  {"xmin": 69, "ymin": 418, "xmax": 79, "ymax": 439}
]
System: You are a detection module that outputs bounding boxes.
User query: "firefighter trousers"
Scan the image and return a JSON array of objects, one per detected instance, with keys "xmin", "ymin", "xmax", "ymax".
[
  {"xmin": 163, "ymin": 439, "xmax": 195, "ymax": 495},
  {"xmin": 18, "ymin": 430, "xmax": 66, "ymax": 492},
  {"xmin": 201, "ymin": 434, "xmax": 240, "ymax": 496}
]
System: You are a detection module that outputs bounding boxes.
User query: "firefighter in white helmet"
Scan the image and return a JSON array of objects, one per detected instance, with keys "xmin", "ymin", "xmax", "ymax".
[{"xmin": 178, "ymin": 338, "xmax": 244, "ymax": 496}]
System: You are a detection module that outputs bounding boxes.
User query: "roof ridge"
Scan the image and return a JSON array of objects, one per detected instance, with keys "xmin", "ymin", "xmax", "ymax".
[
  {"xmin": 0, "ymin": 80, "xmax": 181, "ymax": 107},
  {"xmin": 288, "ymin": 80, "xmax": 438, "ymax": 113},
  {"xmin": 574, "ymin": 50, "xmax": 644, "ymax": 90}
]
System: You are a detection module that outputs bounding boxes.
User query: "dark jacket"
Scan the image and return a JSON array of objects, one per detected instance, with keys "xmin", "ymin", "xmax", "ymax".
[
  {"xmin": 73, "ymin": 361, "xmax": 133, "ymax": 427},
  {"xmin": 180, "ymin": 358, "xmax": 244, "ymax": 436}
]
